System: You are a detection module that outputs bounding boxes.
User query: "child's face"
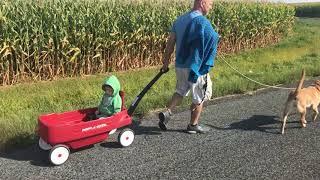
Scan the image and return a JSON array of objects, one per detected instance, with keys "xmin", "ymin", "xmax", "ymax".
[{"xmin": 104, "ymin": 85, "xmax": 113, "ymax": 96}]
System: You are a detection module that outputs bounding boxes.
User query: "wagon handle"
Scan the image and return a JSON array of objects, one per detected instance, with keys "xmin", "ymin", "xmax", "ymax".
[{"xmin": 127, "ymin": 68, "xmax": 169, "ymax": 116}]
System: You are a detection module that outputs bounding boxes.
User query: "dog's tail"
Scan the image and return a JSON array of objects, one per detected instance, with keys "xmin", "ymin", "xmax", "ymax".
[{"xmin": 294, "ymin": 69, "xmax": 305, "ymax": 95}]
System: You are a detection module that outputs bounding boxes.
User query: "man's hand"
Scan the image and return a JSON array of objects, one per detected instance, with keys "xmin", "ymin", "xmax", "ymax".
[{"xmin": 162, "ymin": 62, "xmax": 169, "ymax": 72}]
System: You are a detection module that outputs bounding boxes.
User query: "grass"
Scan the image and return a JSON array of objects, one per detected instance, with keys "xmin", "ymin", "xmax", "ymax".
[
  {"xmin": 213, "ymin": 18, "xmax": 320, "ymax": 96},
  {"xmin": 1, "ymin": 17, "xmax": 320, "ymax": 151}
]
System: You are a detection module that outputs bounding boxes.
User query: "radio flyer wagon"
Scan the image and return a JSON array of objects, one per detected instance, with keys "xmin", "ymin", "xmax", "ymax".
[{"xmin": 38, "ymin": 69, "xmax": 168, "ymax": 165}]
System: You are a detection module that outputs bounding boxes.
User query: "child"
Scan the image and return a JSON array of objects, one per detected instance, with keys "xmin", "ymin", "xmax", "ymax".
[{"xmin": 94, "ymin": 75, "xmax": 122, "ymax": 119}]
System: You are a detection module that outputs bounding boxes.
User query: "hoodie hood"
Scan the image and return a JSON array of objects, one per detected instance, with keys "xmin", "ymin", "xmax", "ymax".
[
  {"xmin": 103, "ymin": 75, "xmax": 121, "ymax": 96},
  {"xmin": 98, "ymin": 75, "xmax": 122, "ymax": 116}
]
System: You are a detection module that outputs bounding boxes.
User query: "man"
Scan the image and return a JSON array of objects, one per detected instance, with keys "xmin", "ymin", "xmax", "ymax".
[{"xmin": 159, "ymin": 0, "xmax": 219, "ymax": 134}]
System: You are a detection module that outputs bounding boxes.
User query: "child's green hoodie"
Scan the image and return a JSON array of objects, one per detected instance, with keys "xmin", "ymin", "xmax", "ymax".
[{"xmin": 98, "ymin": 75, "xmax": 122, "ymax": 117}]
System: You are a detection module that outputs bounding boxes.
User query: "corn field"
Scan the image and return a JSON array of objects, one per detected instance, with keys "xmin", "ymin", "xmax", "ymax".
[{"xmin": 0, "ymin": 0, "xmax": 295, "ymax": 85}]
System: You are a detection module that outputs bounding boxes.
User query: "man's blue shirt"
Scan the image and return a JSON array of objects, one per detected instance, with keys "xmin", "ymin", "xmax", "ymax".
[
  {"xmin": 171, "ymin": 11, "xmax": 202, "ymax": 68},
  {"xmin": 171, "ymin": 11, "xmax": 219, "ymax": 82}
]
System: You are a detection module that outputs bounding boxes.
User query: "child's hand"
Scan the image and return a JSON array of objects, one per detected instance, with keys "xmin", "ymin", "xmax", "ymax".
[{"xmin": 95, "ymin": 110, "xmax": 99, "ymax": 115}]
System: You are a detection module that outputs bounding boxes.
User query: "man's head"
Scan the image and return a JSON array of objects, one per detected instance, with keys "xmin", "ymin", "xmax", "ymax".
[{"xmin": 193, "ymin": 0, "xmax": 213, "ymax": 15}]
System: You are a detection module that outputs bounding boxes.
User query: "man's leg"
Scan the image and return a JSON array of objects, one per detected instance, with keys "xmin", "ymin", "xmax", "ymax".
[
  {"xmin": 187, "ymin": 102, "xmax": 209, "ymax": 134},
  {"xmin": 158, "ymin": 92, "xmax": 183, "ymax": 130},
  {"xmin": 190, "ymin": 102, "xmax": 203, "ymax": 125},
  {"xmin": 187, "ymin": 73, "xmax": 212, "ymax": 134},
  {"xmin": 159, "ymin": 68, "xmax": 189, "ymax": 130},
  {"xmin": 167, "ymin": 92, "xmax": 183, "ymax": 113}
]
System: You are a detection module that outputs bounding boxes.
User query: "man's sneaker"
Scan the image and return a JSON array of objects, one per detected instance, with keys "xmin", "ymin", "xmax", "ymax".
[
  {"xmin": 158, "ymin": 110, "xmax": 171, "ymax": 131},
  {"xmin": 187, "ymin": 124, "xmax": 210, "ymax": 134}
]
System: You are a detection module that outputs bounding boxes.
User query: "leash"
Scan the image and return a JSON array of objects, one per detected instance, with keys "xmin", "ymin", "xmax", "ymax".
[{"xmin": 219, "ymin": 54, "xmax": 295, "ymax": 90}]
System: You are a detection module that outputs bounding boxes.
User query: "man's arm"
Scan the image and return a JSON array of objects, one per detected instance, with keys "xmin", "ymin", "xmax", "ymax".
[{"xmin": 162, "ymin": 32, "xmax": 176, "ymax": 71}]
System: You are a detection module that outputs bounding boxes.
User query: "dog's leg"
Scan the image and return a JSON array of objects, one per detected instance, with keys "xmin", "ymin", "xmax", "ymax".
[
  {"xmin": 300, "ymin": 111, "xmax": 307, "ymax": 127},
  {"xmin": 312, "ymin": 105, "xmax": 319, "ymax": 122},
  {"xmin": 281, "ymin": 112, "xmax": 289, "ymax": 134},
  {"xmin": 281, "ymin": 102, "xmax": 292, "ymax": 134},
  {"xmin": 297, "ymin": 102, "xmax": 307, "ymax": 127}
]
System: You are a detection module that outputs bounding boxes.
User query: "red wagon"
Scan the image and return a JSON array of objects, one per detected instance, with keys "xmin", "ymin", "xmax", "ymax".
[{"xmin": 38, "ymin": 69, "xmax": 168, "ymax": 165}]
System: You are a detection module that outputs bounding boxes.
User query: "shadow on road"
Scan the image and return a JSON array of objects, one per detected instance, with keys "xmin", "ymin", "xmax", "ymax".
[
  {"xmin": 0, "ymin": 119, "xmax": 181, "ymax": 166},
  {"xmin": 0, "ymin": 145, "xmax": 53, "ymax": 167},
  {"xmin": 130, "ymin": 119, "xmax": 186, "ymax": 136},
  {"xmin": 100, "ymin": 119, "xmax": 186, "ymax": 148},
  {"xmin": 206, "ymin": 115, "xmax": 301, "ymax": 134}
]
